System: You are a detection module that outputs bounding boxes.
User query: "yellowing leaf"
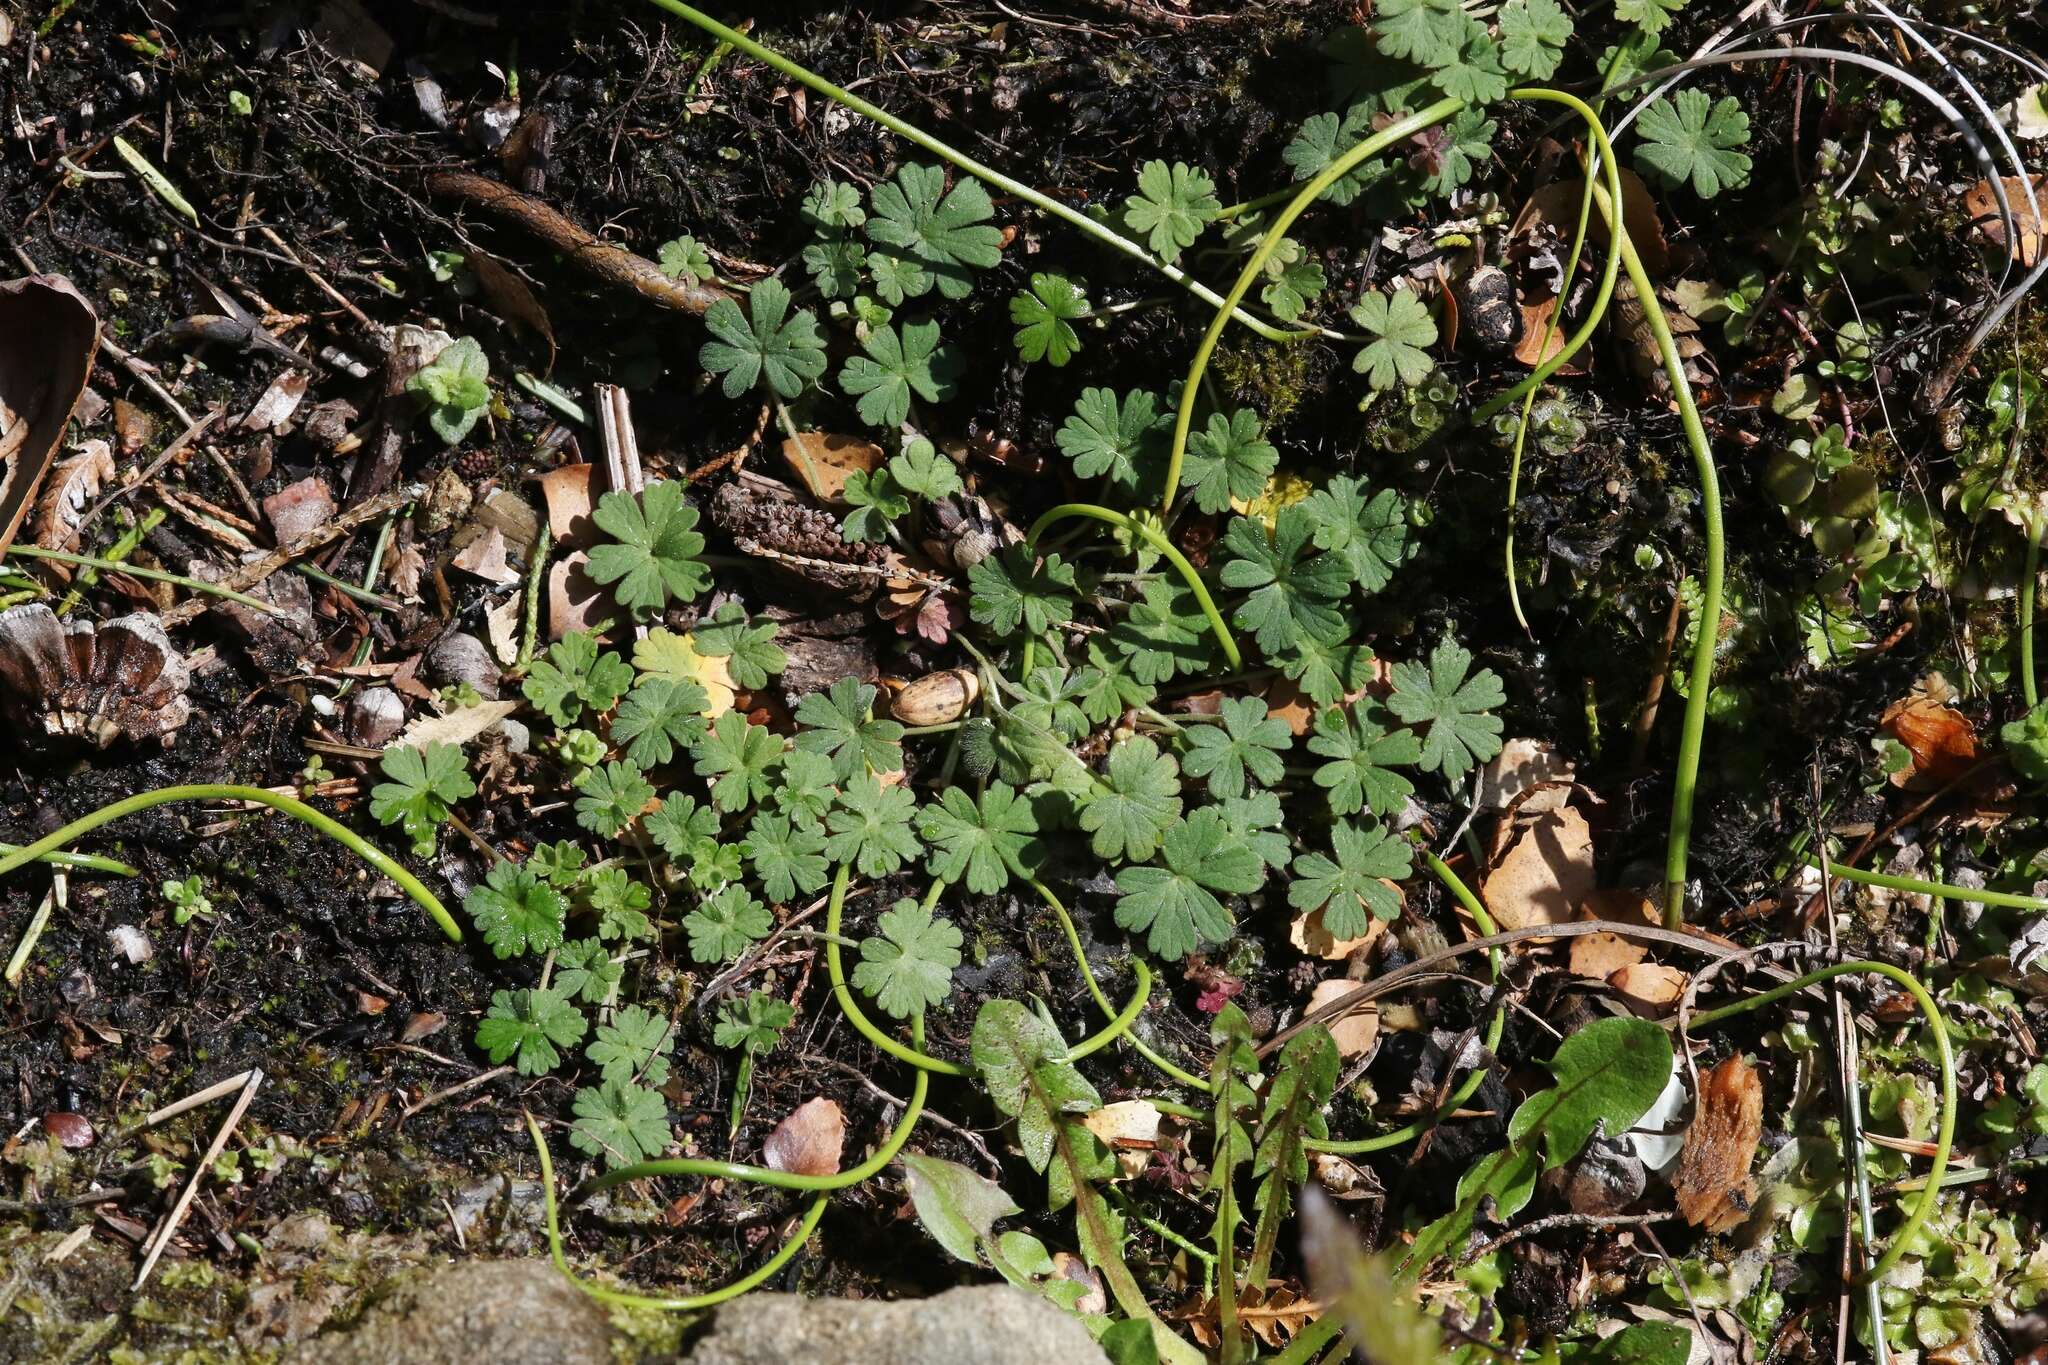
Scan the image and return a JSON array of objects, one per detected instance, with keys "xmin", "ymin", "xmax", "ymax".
[
  {"xmin": 1231, "ymin": 469, "xmax": 1314, "ymax": 529},
  {"xmin": 632, "ymin": 629, "xmax": 735, "ymax": 717}
]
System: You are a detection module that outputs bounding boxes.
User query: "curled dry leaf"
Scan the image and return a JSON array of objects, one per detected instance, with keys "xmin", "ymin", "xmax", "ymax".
[
  {"xmin": 762, "ymin": 1097, "xmax": 845, "ymax": 1176},
  {"xmin": 1674, "ymin": 1055, "xmax": 1763, "ymax": 1232},
  {"xmin": 1308, "ymin": 979, "xmax": 1379, "ymax": 1058},
  {"xmin": 1476, "ymin": 737, "xmax": 1574, "ymax": 812},
  {"xmin": 1964, "ymin": 175, "xmax": 2048, "ymax": 266},
  {"xmin": 1511, "ymin": 168, "xmax": 1670, "ymax": 276},
  {"xmin": 1289, "ymin": 903, "xmax": 1387, "ymax": 962},
  {"xmin": 537, "ymin": 463, "xmax": 597, "ymax": 546},
  {"xmin": 1568, "ymin": 888, "xmax": 1659, "ymax": 981},
  {"xmin": 1880, "ymin": 694, "xmax": 1979, "ymax": 790},
  {"xmin": 1608, "ymin": 962, "xmax": 1687, "ymax": 1017},
  {"xmin": 1310, "ymin": 1151, "xmax": 1381, "ymax": 1201},
  {"xmin": 33, "ymin": 439, "xmax": 114, "ymax": 551},
  {"xmin": 1482, "ymin": 805, "xmax": 1596, "ymax": 936},
  {"xmin": 0, "ymin": 275, "xmax": 100, "ymax": 557},
  {"xmin": 781, "ymin": 431, "xmax": 882, "ymax": 504},
  {"xmin": 0, "ymin": 605, "xmax": 189, "ymax": 747},
  {"xmin": 1081, "ymin": 1099, "xmax": 1162, "ymax": 1150}
]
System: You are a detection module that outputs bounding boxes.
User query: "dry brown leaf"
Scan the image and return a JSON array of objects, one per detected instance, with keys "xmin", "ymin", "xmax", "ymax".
[
  {"xmin": 0, "ymin": 274, "xmax": 101, "ymax": 556},
  {"xmin": 33, "ymin": 440, "xmax": 113, "ymax": 550},
  {"xmin": 1308, "ymin": 979, "xmax": 1379, "ymax": 1058},
  {"xmin": 1569, "ymin": 930, "xmax": 1645, "ymax": 982},
  {"xmin": 452, "ymin": 524, "xmax": 521, "ymax": 585},
  {"xmin": 536, "ymin": 463, "xmax": 596, "ymax": 546},
  {"xmin": 1239, "ymin": 1284, "xmax": 1321, "ymax": 1348},
  {"xmin": 548, "ymin": 552, "xmax": 608, "ymax": 639},
  {"xmin": 469, "ymin": 249, "xmax": 558, "ymax": 370},
  {"xmin": 483, "ymin": 596, "xmax": 522, "ymax": 666},
  {"xmin": 1674, "ymin": 1056, "xmax": 1763, "ymax": 1232},
  {"xmin": 1880, "ymin": 695, "xmax": 1979, "ymax": 790},
  {"xmin": 1477, "ymin": 737, "xmax": 1574, "ymax": 812},
  {"xmin": 1289, "ymin": 904, "xmax": 1386, "ymax": 962},
  {"xmin": 781, "ymin": 432, "xmax": 882, "ymax": 504},
  {"xmin": 1512, "ymin": 294, "xmax": 1591, "ymax": 371},
  {"xmin": 1964, "ymin": 175, "xmax": 2048, "ymax": 265},
  {"xmin": 1512, "ymin": 168, "xmax": 1669, "ymax": 276},
  {"xmin": 762, "ymin": 1097, "xmax": 845, "ymax": 1176},
  {"xmin": 1482, "ymin": 805, "xmax": 1595, "ymax": 936},
  {"xmin": 1608, "ymin": 962, "xmax": 1687, "ymax": 1016}
]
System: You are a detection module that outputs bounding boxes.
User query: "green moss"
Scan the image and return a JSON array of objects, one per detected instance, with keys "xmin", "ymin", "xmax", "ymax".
[{"xmin": 1211, "ymin": 340, "xmax": 1315, "ymax": 426}]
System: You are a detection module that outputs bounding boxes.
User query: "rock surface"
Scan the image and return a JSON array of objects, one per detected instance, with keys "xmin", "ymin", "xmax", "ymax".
[
  {"xmin": 286, "ymin": 1259, "xmax": 613, "ymax": 1365},
  {"xmin": 682, "ymin": 1284, "xmax": 1110, "ymax": 1365}
]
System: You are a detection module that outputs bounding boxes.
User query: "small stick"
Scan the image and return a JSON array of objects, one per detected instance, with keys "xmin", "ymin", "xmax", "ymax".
[
  {"xmin": 145, "ymin": 1069, "xmax": 258, "ymax": 1127},
  {"xmin": 1458, "ymin": 1210, "xmax": 1673, "ymax": 1265},
  {"xmin": 1630, "ymin": 590, "xmax": 1684, "ymax": 771},
  {"xmin": 134, "ymin": 1068, "xmax": 263, "ymax": 1290},
  {"xmin": 73, "ymin": 408, "xmax": 219, "ymax": 538},
  {"xmin": 161, "ymin": 482, "xmax": 421, "ymax": 626},
  {"xmin": 426, "ymin": 171, "xmax": 730, "ymax": 315},
  {"xmin": 400, "ymin": 1064, "xmax": 514, "ymax": 1122}
]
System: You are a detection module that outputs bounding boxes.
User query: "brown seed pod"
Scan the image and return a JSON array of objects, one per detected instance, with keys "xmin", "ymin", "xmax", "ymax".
[{"xmin": 890, "ymin": 668, "xmax": 980, "ymax": 726}]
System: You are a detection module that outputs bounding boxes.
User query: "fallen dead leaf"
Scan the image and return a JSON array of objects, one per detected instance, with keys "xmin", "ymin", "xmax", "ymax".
[
  {"xmin": 1289, "ymin": 904, "xmax": 1387, "ymax": 962},
  {"xmin": 1081, "ymin": 1099, "xmax": 1162, "ymax": 1149},
  {"xmin": 1309, "ymin": 1151, "xmax": 1380, "ymax": 1200},
  {"xmin": 1608, "ymin": 962, "xmax": 1687, "ymax": 1016},
  {"xmin": 782, "ymin": 432, "xmax": 883, "ymax": 504},
  {"xmin": 391, "ymin": 699, "xmax": 518, "ymax": 751},
  {"xmin": 1239, "ymin": 1284, "xmax": 1320, "ymax": 1349},
  {"xmin": 0, "ymin": 274, "xmax": 101, "ymax": 555},
  {"xmin": 1482, "ymin": 805, "xmax": 1596, "ymax": 936},
  {"xmin": 241, "ymin": 369, "xmax": 310, "ymax": 431},
  {"xmin": 1049, "ymin": 1253, "xmax": 1107, "ymax": 1316},
  {"xmin": 1513, "ymin": 168, "xmax": 1670, "ymax": 276},
  {"xmin": 469, "ymin": 250, "xmax": 558, "ymax": 370},
  {"xmin": 548, "ymin": 552, "xmax": 608, "ymax": 639},
  {"xmin": 536, "ymin": 464, "xmax": 596, "ymax": 546},
  {"xmin": 1308, "ymin": 979, "xmax": 1379, "ymax": 1058},
  {"xmin": 1477, "ymin": 737, "xmax": 1575, "ymax": 812},
  {"xmin": 33, "ymin": 440, "xmax": 114, "ymax": 550},
  {"xmin": 1569, "ymin": 929, "xmax": 1645, "ymax": 982},
  {"xmin": 1880, "ymin": 694, "xmax": 1979, "ymax": 790},
  {"xmin": 762, "ymin": 1097, "xmax": 845, "ymax": 1176},
  {"xmin": 1674, "ymin": 1055, "xmax": 1763, "ymax": 1232},
  {"xmin": 1963, "ymin": 174, "xmax": 2048, "ymax": 266},
  {"xmin": 452, "ymin": 524, "xmax": 521, "ymax": 585},
  {"xmin": 482, "ymin": 596, "xmax": 522, "ymax": 666}
]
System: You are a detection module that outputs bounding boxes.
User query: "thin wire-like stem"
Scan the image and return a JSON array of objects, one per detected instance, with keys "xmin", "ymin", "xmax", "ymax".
[
  {"xmin": 5, "ymin": 545, "xmax": 280, "ymax": 613},
  {"xmin": 1028, "ymin": 877, "xmax": 1208, "ymax": 1091},
  {"xmin": 0, "ymin": 784, "xmax": 461, "ymax": 942},
  {"xmin": 2023, "ymin": 509, "xmax": 2042, "ymax": 710},
  {"xmin": 823, "ymin": 864, "xmax": 969, "ymax": 1076},
  {"xmin": 1159, "ymin": 97, "xmax": 1467, "ymax": 517},
  {"xmin": 1023, "ymin": 503, "xmax": 1240, "ymax": 670},
  {"xmin": 0, "ymin": 842, "xmax": 136, "ymax": 876},
  {"xmin": 1810, "ymin": 854, "xmax": 2048, "ymax": 912},
  {"xmin": 638, "ymin": 0, "xmax": 1308, "ymax": 344}
]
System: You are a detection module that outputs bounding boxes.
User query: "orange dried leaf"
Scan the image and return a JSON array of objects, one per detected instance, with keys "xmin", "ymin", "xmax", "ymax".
[
  {"xmin": 1673, "ymin": 1056, "xmax": 1763, "ymax": 1232},
  {"xmin": 762, "ymin": 1097, "xmax": 845, "ymax": 1176},
  {"xmin": 1880, "ymin": 695, "xmax": 1978, "ymax": 790}
]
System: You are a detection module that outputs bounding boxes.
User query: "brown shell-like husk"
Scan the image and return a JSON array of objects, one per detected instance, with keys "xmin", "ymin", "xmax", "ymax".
[{"xmin": 889, "ymin": 668, "xmax": 980, "ymax": 726}]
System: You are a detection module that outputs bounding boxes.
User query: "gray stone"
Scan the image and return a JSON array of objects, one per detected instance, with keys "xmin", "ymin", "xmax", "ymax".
[
  {"xmin": 683, "ymin": 1285, "xmax": 1109, "ymax": 1365},
  {"xmin": 287, "ymin": 1259, "xmax": 612, "ymax": 1365}
]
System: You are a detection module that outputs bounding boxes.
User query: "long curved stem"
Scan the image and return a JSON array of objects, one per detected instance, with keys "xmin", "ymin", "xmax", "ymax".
[
  {"xmin": 5, "ymin": 545, "xmax": 282, "ymax": 614},
  {"xmin": 1494, "ymin": 90, "xmax": 1627, "ymax": 632},
  {"xmin": 824, "ymin": 864, "xmax": 968, "ymax": 1076},
  {"xmin": 1160, "ymin": 97, "xmax": 1467, "ymax": 517},
  {"xmin": 1029, "ymin": 877, "xmax": 1209, "ymax": 1091},
  {"xmin": 1687, "ymin": 960, "xmax": 1953, "ymax": 1286},
  {"xmin": 0, "ymin": 784, "xmax": 461, "ymax": 942},
  {"xmin": 1024, "ymin": 503, "xmax": 1241, "ymax": 670},
  {"xmin": 1811, "ymin": 854, "xmax": 2048, "ymax": 912},
  {"xmin": 2023, "ymin": 509, "xmax": 2042, "ymax": 709},
  {"xmin": 1585, "ymin": 191, "xmax": 1724, "ymax": 930},
  {"xmin": 638, "ymin": 0, "xmax": 1307, "ymax": 344}
]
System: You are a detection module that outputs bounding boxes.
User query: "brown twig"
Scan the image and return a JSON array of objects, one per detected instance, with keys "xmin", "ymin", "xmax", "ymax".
[
  {"xmin": 161, "ymin": 482, "xmax": 423, "ymax": 626},
  {"xmin": 1459, "ymin": 1210, "xmax": 1673, "ymax": 1266},
  {"xmin": 425, "ymin": 171, "xmax": 730, "ymax": 315},
  {"xmin": 1630, "ymin": 589, "xmax": 1684, "ymax": 770}
]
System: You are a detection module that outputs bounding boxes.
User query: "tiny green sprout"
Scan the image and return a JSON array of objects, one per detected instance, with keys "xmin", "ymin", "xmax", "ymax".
[
  {"xmin": 713, "ymin": 990, "xmax": 795, "ymax": 1136},
  {"xmin": 407, "ymin": 337, "xmax": 492, "ymax": 444},
  {"xmin": 553, "ymin": 727, "xmax": 608, "ymax": 772},
  {"xmin": 368, "ymin": 742, "xmax": 475, "ymax": 857},
  {"xmin": 656, "ymin": 235, "xmax": 714, "ymax": 284},
  {"xmin": 228, "ymin": 90, "xmax": 254, "ymax": 117},
  {"xmin": 162, "ymin": 875, "xmax": 214, "ymax": 925}
]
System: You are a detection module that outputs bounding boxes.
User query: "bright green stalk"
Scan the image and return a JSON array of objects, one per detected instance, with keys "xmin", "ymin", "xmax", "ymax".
[
  {"xmin": 1160, "ymin": 97, "xmax": 1467, "ymax": 518},
  {"xmin": 1580, "ymin": 186, "xmax": 1725, "ymax": 929},
  {"xmin": 0, "ymin": 842, "xmax": 136, "ymax": 876},
  {"xmin": 0, "ymin": 784, "xmax": 461, "ymax": 942},
  {"xmin": 1029, "ymin": 877, "xmax": 1209, "ymax": 1090},
  {"xmin": 2022, "ymin": 509, "xmax": 2042, "ymax": 709},
  {"xmin": 638, "ymin": 0, "xmax": 1306, "ymax": 344},
  {"xmin": 5, "ymin": 545, "xmax": 280, "ymax": 614},
  {"xmin": 1495, "ymin": 89, "xmax": 1626, "ymax": 631},
  {"xmin": 1688, "ymin": 960, "xmax": 1953, "ymax": 1286},
  {"xmin": 1812, "ymin": 854, "xmax": 2048, "ymax": 911},
  {"xmin": 1024, "ymin": 502, "xmax": 1240, "ymax": 670}
]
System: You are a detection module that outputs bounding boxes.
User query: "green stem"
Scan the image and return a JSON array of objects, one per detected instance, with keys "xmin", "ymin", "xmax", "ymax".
[
  {"xmin": 1687, "ymin": 961, "xmax": 1953, "ymax": 1286},
  {"xmin": 2022, "ymin": 509, "xmax": 2041, "ymax": 710},
  {"xmin": 1024, "ymin": 503, "xmax": 1240, "ymax": 670},
  {"xmin": 0, "ymin": 842, "xmax": 136, "ymax": 876},
  {"xmin": 0, "ymin": 785, "xmax": 461, "ymax": 942},
  {"xmin": 1811, "ymin": 854, "xmax": 2048, "ymax": 912},
  {"xmin": 1029, "ymin": 877, "xmax": 1208, "ymax": 1090},
  {"xmin": 576, "ymin": 1015, "xmax": 931, "ymax": 1199},
  {"xmin": 824, "ymin": 864, "xmax": 969, "ymax": 1076},
  {"xmin": 1584, "ymin": 185, "xmax": 1724, "ymax": 931},
  {"xmin": 1160, "ymin": 97, "xmax": 1467, "ymax": 518},
  {"xmin": 1494, "ymin": 90, "xmax": 1626, "ymax": 631},
  {"xmin": 5, "ymin": 545, "xmax": 281, "ymax": 613},
  {"xmin": 638, "ymin": 0, "xmax": 1306, "ymax": 344}
]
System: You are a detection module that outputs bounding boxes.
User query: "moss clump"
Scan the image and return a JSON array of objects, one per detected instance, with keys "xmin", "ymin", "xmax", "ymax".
[{"xmin": 1211, "ymin": 340, "xmax": 1315, "ymax": 426}]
